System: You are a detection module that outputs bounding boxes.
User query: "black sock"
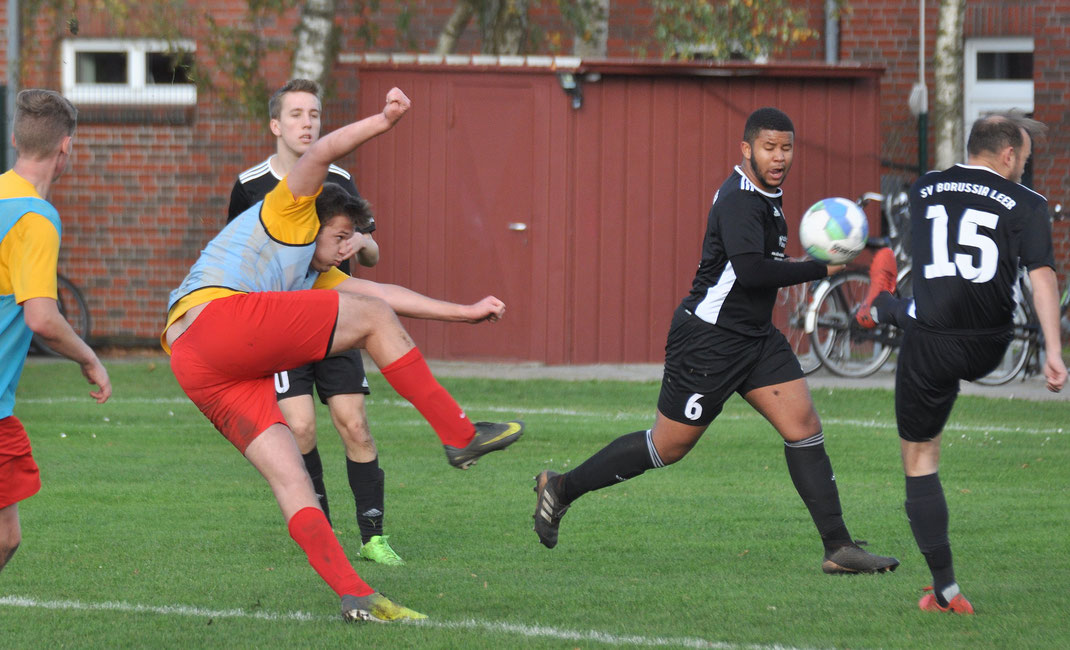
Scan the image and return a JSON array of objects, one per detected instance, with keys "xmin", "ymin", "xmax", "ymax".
[
  {"xmin": 783, "ymin": 433, "xmax": 852, "ymax": 552},
  {"xmin": 560, "ymin": 430, "xmax": 660, "ymax": 505},
  {"xmin": 873, "ymin": 292, "xmax": 914, "ymax": 329},
  {"xmin": 302, "ymin": 447, "xmax": 331, "ymax": 527},
  {"xmin": 348, "ymin": 457, "xmax": 384, "ymax": 544},
  {"xmin": 905, "ymin": 473, "xmax": 955, "ymax": 603}
]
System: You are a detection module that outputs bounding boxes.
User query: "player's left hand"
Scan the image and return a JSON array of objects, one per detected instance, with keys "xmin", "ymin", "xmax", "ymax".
[{"xmin": 465, "ymin": 296, "xmax": 506, "ymax": 323}]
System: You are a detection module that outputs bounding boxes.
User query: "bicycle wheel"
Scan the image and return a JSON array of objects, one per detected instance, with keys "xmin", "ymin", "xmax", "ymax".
[
  {"xmin": 774, "ymin": 283, "xmax": 821, "ymax": 374},
  {"xmin": 32, "ymin": 274, "xmax": 92, "ymax": 357},
  {"xmin": 975, "ymin": 302, "xmax": 1031, "ymax": 386},
  {"xmin": 810, "ymin": 271, "xmax": 893, "ymax": 377}
]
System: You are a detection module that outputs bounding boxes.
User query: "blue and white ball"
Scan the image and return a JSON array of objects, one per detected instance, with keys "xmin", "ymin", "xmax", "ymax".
[{"xmin": 799, "ymin": 197, "xmax": 869, "ymax": 264}]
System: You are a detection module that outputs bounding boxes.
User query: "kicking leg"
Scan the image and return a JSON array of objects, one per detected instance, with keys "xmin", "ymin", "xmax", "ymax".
[{"xmin": 332, "ymin": 292, "xmax": 522, "ymax": 468}]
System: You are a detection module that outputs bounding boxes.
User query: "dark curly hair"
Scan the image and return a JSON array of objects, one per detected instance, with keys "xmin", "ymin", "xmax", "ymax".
[{"xmin": 743, "ymin": 107, "xmax": 794, "ymax": 144}]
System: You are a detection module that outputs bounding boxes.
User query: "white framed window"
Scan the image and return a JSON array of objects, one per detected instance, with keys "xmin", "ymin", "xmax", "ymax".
[
  {"xmin": 61, "ymin": 39, "xmax": 196, "ymax": 105},
  {"xmin": 964, "ymin": 37, "xmax": 1033, "ymax": 127}
]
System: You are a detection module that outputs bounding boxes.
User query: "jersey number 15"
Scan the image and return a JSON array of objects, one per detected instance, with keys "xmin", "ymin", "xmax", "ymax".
[{"xmin": 922, "ymin": 205, "xmax": 1000, "ymax": 284}]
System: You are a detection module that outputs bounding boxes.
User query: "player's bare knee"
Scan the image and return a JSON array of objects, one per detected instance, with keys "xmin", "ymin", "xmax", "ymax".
[
  {"xmin": 339, "ymin": 419, "xmax": 376, "ymax": 456},
  {"xmin": 288, "ymin": 420, "xmax": 318, "ymax": 451}
]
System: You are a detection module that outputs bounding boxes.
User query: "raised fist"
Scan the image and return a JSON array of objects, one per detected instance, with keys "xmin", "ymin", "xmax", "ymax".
[{"xmin": 383, "ymin": 87, "xmax": 411, "ymax": 125}]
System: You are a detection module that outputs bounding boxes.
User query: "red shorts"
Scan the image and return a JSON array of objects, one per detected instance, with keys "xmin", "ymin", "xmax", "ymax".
[
  {"xmin": 0, "ymin": 416, "xmax": 42, "ymax": 509},
  {"xmin": 169, "ymin": 291, "xmax": 339, "ymax": 453}
]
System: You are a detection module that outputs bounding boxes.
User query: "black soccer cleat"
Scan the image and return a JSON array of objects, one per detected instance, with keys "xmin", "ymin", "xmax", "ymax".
[
  {"xmin": 533, "ymin": 470, "xmax": 570, "ymax": 549},
  {"xmin": 821, "ymin": 541, "xmax": 900, "ymax": 574},
  {"xmin": 443, "ymin": 420, "xmax": 524, "ymax": 469}
]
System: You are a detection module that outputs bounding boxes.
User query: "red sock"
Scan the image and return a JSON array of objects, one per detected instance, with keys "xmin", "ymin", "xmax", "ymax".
[
  {"xmin": 380, "ymin": 347, "xmax": 474, "ymax": 447},
  {"xmin": 287, "ymin": 507, "xmax": 373, "ymax": 597}
]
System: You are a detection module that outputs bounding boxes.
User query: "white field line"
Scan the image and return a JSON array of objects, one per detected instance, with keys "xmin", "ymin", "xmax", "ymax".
[
  {"xmin": 18, "ymin": 397, "xmax": 1064, "ymax": 436},
  {"xmin": 0, "ymin": 595, "xmax": 815, "ymax": 650}
]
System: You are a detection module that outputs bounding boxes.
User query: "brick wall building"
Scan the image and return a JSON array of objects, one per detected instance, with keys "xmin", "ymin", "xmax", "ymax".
[{"xmin": 2, "ymin": 0, "xmax": 1067, "ymax": 349}]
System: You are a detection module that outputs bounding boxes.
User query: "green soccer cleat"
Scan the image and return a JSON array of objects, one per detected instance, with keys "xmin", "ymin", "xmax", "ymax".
[
  {"xmin": 443, "ymin": 420, "xmax": 524, "ymax": 469},
  {"xmin": 533, "ymin": 470, "xmax": 569, "ymax": 549},
  {"xmin": 359, "ymin": 535, "xmax": 406, "ymax": 566},
  {"xmin": 341, "ymin": 592, "xmax": 427, "ymax": 623},
  {"xmin": 821, "ymin": 541, "xmax": 900, "ymax": 574}
]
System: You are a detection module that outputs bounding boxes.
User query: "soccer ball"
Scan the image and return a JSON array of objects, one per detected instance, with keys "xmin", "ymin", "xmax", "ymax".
[{"xmin": 798, "ymin": 197, "xmax": 869, "ymax": 264}]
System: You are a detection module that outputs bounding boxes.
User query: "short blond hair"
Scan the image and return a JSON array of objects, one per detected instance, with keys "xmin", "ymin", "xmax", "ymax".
[
  {"xmin": 13, "ymin": 89, "xmax": 78, "ymax": 158},
  {"xmin": 268, "ymin": 79, "xmax": 322, "ymax": 121}
]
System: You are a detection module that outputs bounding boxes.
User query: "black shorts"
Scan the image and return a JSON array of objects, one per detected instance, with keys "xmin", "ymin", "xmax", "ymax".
[
  {"xmin": 657, "ymin": 306, "xmax": 803, "ymax": 427},
  {"xmin": 274, "ymin": 349, "xmax": 371, "ymax": 404},
  {"xmin": 895, "ymin": 325, "xmax": 1012, "ymax": 442}
]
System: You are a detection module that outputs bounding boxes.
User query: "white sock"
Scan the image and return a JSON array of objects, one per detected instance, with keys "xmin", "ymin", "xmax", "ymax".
[{"xmin": 940, "ymin": 583, "xmax": 960, "ymax": 605}]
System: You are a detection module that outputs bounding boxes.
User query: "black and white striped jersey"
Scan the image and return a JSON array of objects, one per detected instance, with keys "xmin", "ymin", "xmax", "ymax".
[
  {"xmin": 908, "ymin": 163, "xmax": 1054, "ymax": 331},
  {"xmin": 226, "ymin": 157, "xmax": 368, "ymax": 275},
  {"xmin": 679, "ymin": 166, "xmax": 793, "ymax": 337},
  {"xmin": 226, "ymin": 157, "xmax": 363, "ymax": 223}
]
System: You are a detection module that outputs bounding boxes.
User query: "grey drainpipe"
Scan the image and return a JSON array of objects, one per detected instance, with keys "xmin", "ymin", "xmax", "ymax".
[{"xmin": 825, "ymin": 0, "xmax": 839, "ymax": 64}]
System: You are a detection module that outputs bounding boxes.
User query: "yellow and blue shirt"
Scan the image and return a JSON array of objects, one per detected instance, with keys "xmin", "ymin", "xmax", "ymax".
[
  {"xmin": 0, "ymin": 170, "xmax": 62, "ymax": 418},
  {"xmin": 163, "ymin": 177, "xmax": 346, "ymax": 353}
]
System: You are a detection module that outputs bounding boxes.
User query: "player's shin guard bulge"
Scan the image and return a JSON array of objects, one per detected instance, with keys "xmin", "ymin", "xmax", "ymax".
[
  {"xmin": 341, "ymin": 592, "xmax": 427, "ymax": 623},
  {"xmin": 443, "ymin": 420, "xmax": 524, "ymax": 469}
]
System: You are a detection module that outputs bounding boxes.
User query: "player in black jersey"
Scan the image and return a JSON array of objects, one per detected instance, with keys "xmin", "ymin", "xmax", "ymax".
[
  {"xmin": 227, "ymin": 79, "xmax": 402, "ymax": 566},
  {"xmin": 860, "ymin": 114, "xmax": 1066, "ymax": 614},
  {"xmin": 532, "ymin": 108, "xmax": 899, "ymax": 575}
]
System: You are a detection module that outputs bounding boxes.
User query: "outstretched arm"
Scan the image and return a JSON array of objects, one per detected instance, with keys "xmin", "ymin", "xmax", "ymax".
[
  {"xmin": 22, "ymin": 297, "xmax": 112, "ymax": 403},
  {"xmin": 1028, "ymin": 266, "xmax": 1067, "ymax": 392},
  {"xmin": 333, "ymin": 276, "xmax": 505, "ymax": 323},
  {"xmin": 287, "ymin": 88, "xmax": 411, "ymax": 200}
]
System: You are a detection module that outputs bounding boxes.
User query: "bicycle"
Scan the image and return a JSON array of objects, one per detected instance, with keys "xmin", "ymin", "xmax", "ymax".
[
  {"xmin": 802, "ymin": 190, "xmax": 914, "ymax": 378},
  {"xmin": 774, "ymin": 280, "xmax": 822, "ymax": 374},
  {"xmin": 29, "ymin": 273, "xmax": 92, "ymax": 356}
]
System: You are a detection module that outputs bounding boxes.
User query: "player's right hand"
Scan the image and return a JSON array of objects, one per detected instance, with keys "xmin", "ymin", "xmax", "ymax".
[
  {"xmin": 466, "ymin": 296, "xmax": 506, "ymax": 323},
  {"xmin": 383, "ymin": 88, "xmax": 411, "ymax": 125},
  {"xmin": 82, "ymin": 359, "xmax": 112, "ymax": 404},
  {"xmin": 826, "ymin": 264, "xmax": 845, "ymax": 276}
]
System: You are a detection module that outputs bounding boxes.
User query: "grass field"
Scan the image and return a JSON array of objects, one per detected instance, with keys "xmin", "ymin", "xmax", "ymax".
[{"xmin": 2, "ymin": 356, "xmax": 1068, "ymax": 649}]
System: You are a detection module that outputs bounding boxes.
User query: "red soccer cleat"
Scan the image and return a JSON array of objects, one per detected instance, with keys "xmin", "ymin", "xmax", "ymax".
[
  {"xmin": 856, "ymin": 247, "xmax": 898, "ymax": 329},
  {"xmin": 918, "ymin": 586, "xmax": 974, "ymax": 614}
]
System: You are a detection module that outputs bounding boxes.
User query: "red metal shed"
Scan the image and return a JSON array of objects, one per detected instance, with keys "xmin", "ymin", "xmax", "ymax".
[{"xmin": 345, "ymin": 58, "xmax": 883, "ymax": 364}]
